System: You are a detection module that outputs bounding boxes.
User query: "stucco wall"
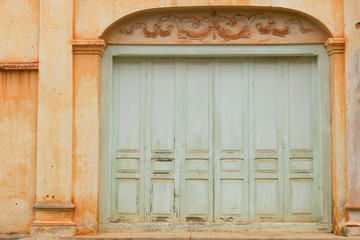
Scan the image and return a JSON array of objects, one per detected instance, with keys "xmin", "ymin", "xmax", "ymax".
[
  {"xmin": 344, "ymin": 0, "xmax": 360, "ymax": 203},
  {"xmin": 0, "ymin": 70, "xmax": 37, "ymax": 233},
  {"xmin": 73, "ymin": 0, "xmax": 343, "ymax": 39},
  {"xmin": 0, "ymin": 0, "xmax": 359, "ymax": 236},
  {"xmin": 0, "ymin": 0, "xmax": 39, "ymax": 63}
]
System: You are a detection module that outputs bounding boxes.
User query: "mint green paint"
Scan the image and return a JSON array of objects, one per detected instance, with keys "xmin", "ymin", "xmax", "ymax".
[{"xmin": 99, "ymin": 45, "xmax": 331, "ymax": 232}]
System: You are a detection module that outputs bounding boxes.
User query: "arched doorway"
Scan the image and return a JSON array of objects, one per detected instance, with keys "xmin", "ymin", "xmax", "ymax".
[{"xmin": 98, "ymin": 7, "xmax": 336, "ymax": 232}]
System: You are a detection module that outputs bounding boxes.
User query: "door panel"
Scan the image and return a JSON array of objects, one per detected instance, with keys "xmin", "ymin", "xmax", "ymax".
[
  {"xmin": 249, "ymin": 59, "xmax": 283, "ymax": 221},
  {"xmin": 181, "ymin": 60, "xmax": 213, "ymax": 221},
  {"xmin": 146, "ymin": 59, "xmax": 180, "ymax": 222},
  {"xmin": 214, "ymin": 59, "xmax": 248, "ymax": 222}
]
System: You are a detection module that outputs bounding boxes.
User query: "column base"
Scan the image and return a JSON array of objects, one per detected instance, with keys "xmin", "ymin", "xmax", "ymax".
[
  {"xmin": 345, "ymin": 221, "xmax": 360, "ymax": 236},
  {"xmin": 345, "ymin": 203, "xmax": 360, "ymax": 236},
  {"xmin": 30, "ymin": 220, "xmax": 75, "ymax": 237}
]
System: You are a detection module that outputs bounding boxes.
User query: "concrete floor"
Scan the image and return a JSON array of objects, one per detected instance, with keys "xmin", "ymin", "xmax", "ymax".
[{"xmin": 2, "ymin": 232, "xmax": 360, "ymax": 240}]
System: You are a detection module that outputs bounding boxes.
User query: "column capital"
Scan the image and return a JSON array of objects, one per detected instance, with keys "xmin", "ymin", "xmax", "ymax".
[
  {"xmin": 72, "ymin": 39, "xmax": 107, "ymax": 56},
  {"xmin": 325, "ymin": 38, "xmax": 346, "ymax": 55}
]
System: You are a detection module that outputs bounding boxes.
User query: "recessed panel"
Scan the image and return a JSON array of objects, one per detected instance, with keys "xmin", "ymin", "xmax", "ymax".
[
  {"xmin": 220, "ymin": 159, "xmax": 243, "ymax": 173},
  {"xmin": 151, "ymin": 179, "xmax": 174, "ymax": 215},
  {"xmin": 253, "ymin": 61, "xmax": 277, "ymax": 151},
  {"xmin": 219, "ymin": 62, "xmax": 244, "ymax": 152},
  {"xmin": 254, "ymin": 179, "xmax": 279, "ymax": 218},
  {"xmin": 151, "ymin": 159, "xmax": 174, "ymax": 174},
  {"xmin": 186, "ymin": 180, "xmax": 209, "ymax": 216},
  {"xmin": 185, "ymin": 62, "xmax": 209, "ymax": 152},
  {"xmin": 117, "ymin": 62, "xmax": 142, "ymax": 151},
  {"xmin": 290, "ymin": 158, "xmax": 313, "ymax": 173},
  {"xmin": 255, "ymin": 159, "xmax": 278, "ymax": 173},
  {"xmin": 116, "ymin": 179, "xmax": 139, "ymax": 215},
  {"xmin": 186, "ymin": 159, "xmax": 209, "ymax": 174},
  {"xmin": 290, "ymin": 179, "xmax": 313, "ymax": 214},
  {"xmin": 151, "ymin": 62, "xmax": 176, "ymax": 152},
  {"xmin": 288, "ymin": 62, "xmax": 312, "ymax": 150},
  {"xmin": 220, "ymin": 180, "xmax": 244, "ymax": 216},
  {"xmin": 117, "ymin": 158, "xmax": 140, "ymax": 173}
]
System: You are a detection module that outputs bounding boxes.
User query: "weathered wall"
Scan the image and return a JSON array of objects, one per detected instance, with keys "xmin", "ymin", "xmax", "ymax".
[
  {"xmin": 0, "ymin": 0, "xmax": 359, "ymax": 237},
  {"xmin": 0, "ymin": 0, "xmax": 39, "ymax": 62},
  {"xmin": 345, "ymin": 0, "xmax": 360, "ymax": 203},
  {"xmin": 0, "ymin": 70, "xmax": 38, "ymax": 233},
  {"xmin": 74, "ymin": 0, "xmax": 343, "ymax": 39}
]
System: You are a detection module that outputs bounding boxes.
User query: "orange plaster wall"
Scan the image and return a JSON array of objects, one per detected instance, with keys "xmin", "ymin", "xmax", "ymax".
[
  {"xmin": 344, "ymin": 0, "xmax": 360, "ymax": 203},
  {"xmin": 0, "ymin": 70, "xmax": 38, "ymax": 233},
  {"xmin": 73, "ymin": 0, "xmax": 343, "ymax": 39},
  {"xmin": 0, "ymin": 0, "xmax": 39, "ymax": 63}
]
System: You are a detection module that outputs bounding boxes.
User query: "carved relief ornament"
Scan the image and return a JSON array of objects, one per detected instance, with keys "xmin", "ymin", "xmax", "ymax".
[{"xmin": 119, "ymin": 12, "xmax": 312, "ymax": 41}]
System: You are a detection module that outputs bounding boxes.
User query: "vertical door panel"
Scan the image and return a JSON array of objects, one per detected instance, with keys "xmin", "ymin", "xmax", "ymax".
[
  {"xmin": 214, "ymin": 60, "xmax": 248, "ymax": 222},
  {"xmin": 219, "ymin": 62, "xmax": 245, "ymax": 152},
  {"xmin": 111, "ymin": 59, "xmax": 146, "ymax": 222},
  {"xmin": 151, "ymin": 62, "xmax": 176, "ymax": 152},
  {"xmin": 147, "ymin": 60, "xmax": 179, "ymax": 222},
  {"xmin": 185, "ymin": 62, "xmax": 209, "ymax": 152},
  {"xmin": 181, "ymin": 60, "xmax": 213, "ymax": 222},
  {"xmin": 117, "ymin": 62, "xmax": 142, "ymax": 151},
  {"xmin": 285, "ymin": 59, "xmax": 318, "ymax": 221},
  {"xmin": 249, "ymin": 59, "xmax": 283, "ymax": 221},
  {"xmin": 253, "ymin": 62, "xmax": 278, "ymax": 151},
  {"xmin": 288, "ymin": 62, "xmax": 313, "ymax": 151}
]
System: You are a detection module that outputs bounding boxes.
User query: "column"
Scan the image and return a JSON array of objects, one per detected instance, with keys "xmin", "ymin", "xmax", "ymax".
[
  {"xmin": 325, "ymin": 38, "xmax": 348, "ymax": 235},
  {"xmin": 72, "ymin": 39, "xmax": 106, "ymax": 235},
  {"xmin": 30, "ymin": 0, "xmax": 74, "ymax": 237}
]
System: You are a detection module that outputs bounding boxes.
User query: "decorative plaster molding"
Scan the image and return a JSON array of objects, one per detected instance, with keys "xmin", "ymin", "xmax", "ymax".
[
  {"xmin": 325, "ymin": 38, "xmax": 346, "ymax": 55},
  {"xmin": 0, "ymin": 62, "xmax": 38, "ymax": 70},
  {"xmin": 72, "ymin": 39, "xmax": 107, "ymax": 56},
  {"xmin": 32, "ymin": 202, "xmax": 75, "ymax": 211},
  {"xmin": 119, "ymin": 11, "xmax": 313, "ymax": 41}
]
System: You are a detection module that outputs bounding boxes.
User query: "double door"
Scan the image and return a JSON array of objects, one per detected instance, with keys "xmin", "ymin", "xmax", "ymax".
[{"xmin": 110, "ymin": 57, "xmax": 320, "ymax": 223}]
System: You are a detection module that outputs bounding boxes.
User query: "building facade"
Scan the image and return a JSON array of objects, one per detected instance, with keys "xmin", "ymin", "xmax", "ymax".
[{"xmin": 1, "ymin": 0, "xmax": 360, "ymax": 238}]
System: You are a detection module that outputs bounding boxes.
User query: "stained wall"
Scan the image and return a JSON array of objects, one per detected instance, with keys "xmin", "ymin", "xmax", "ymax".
[
  {"xmin": 0, "ymin": 70, "xmax": 38, "ymax": 233},
  {"xmin": 0, "ymin": 0, "xmax": 359, "ymax": 236},
  {"xmin": 344, "ymin": 0, "xmax": 360, "ymax": 203}
]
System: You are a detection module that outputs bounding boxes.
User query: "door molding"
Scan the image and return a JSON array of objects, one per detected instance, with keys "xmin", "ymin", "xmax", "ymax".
[{"xmin": 99, "ymin": 44, "xmax": 332, "ymax": 232}]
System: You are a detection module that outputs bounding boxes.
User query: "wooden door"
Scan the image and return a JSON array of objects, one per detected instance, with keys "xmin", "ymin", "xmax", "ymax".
[{"xmin": 110, "ymin": 57, "xmax": 321, "ymax": 223}]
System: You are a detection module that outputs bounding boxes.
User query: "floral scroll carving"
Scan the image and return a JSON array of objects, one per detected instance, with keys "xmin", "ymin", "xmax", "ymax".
[{"xmin": 119, "ymin": 12, "xmax": 313, "ymax": 41}]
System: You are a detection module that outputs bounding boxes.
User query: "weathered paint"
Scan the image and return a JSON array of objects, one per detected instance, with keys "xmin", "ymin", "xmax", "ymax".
[
  {"xmin": 73, "ymin": 0, "xmax": 343, "ymax": 39},
  {"xmin": 0, "ymin": 0, "xmax": 39, "ymax": 63},
  {"xmin": 0, "ymin": 70, "xmax": 37, "ymax": 233},
  {"xmin": 0, "ymin": 0, "xmax": 359, "ymax": 237},
  {"xmin": 105, "ymin": 57, "xmax": 327, "ymax": 228},
  {"xmin": 72, "ymin": 40, "xmax": 106, "ymax": 235},
  {"xmin": 30, "ymin": 0, "xmax": 75, "ymax": 236}
]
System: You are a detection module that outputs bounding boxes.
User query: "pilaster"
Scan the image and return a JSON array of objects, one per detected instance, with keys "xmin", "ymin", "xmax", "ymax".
[
  {"xmin": 72, "ymin": 39, "xmax": 106, "ymax": 235},
  {"xmin": 325, "ymin": 38, "xmax": 349, "ymax": 235},
  {"xmin": 31, "ymin": 0, "xmax": 75, "ymax": 237}
]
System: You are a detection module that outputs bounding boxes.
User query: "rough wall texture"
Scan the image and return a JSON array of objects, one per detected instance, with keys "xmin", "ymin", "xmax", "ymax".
[
  {"xmin": 344, "ymin": 0, "xmax": 360, "ymax": 203},
  {"xmin": 0, "ymin": 0, "xmax": 359, "ymax": 236},
  {"xmin": 73, "ymin": 0, "xmax": 343, "ymax": 39},
  {"xmin": 0, "ymin": 0, "xmax": 39, "ymax": 63},
  {"xmin": 0, "ymin": 70, "xmax": 37, "ymax": 233}
]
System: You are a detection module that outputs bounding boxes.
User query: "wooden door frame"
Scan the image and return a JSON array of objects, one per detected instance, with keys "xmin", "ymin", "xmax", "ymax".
[{"xmin": 98, "ymin": 44, "xmax": 332, "ymax": 232}]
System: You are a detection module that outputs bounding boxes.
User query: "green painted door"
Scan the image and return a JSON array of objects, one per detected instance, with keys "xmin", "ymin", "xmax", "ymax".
[{"xmin": 110, "ymin": 57, "xmax": 320, "ymax": 223}]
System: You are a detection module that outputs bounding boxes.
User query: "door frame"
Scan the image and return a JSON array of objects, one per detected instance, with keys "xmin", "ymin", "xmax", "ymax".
[{"xmin": 99, "ymin": 44, "xmax": 331, "ymax": 232}]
